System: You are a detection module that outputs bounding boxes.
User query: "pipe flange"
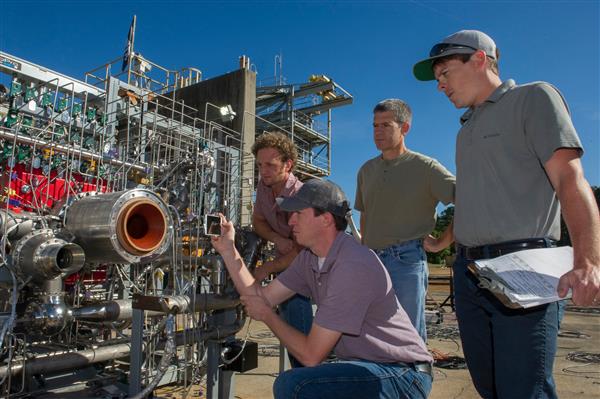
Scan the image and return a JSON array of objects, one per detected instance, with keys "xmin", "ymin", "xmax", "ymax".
[
  {"xmin": 13, "ymin": 228, "xmax": 55, "ymax": 268},
  {"xmin": 63, "ymin": 189, "xmax": 172, "ymax": 264},
  {"xmin": 108, "ymin": 189, "xmax": 172, "ymax": 263},
  {"xmin": 13, "ymin": 229, "xmax": 85, "ymax": 283}
]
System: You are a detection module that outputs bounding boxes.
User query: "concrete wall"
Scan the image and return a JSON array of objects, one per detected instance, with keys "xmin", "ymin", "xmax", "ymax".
[{"xmin": 163, "ymin": 69, "xmax": 256, "ymax": 227}]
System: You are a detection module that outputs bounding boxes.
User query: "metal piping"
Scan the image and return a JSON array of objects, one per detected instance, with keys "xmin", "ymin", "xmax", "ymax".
[
  {"xmin": 12, "ymin": 229, "xmax": 85, "ymax": 283},
  {"xmin": 72, "ymin": 299, "xmax": 162, "ymax": 321},
  {"xmin": 198, "ymin": 255, "xmax": 226, "ymax": 295},
  {"xmin": 346, "ymin": 211, "xmax": 362, "ymax": 243},
  {"xmin": 65, "ymin": 189, "xmax": 171, "ymax": 263},
  {"xmin": 238, "ymin": 230, "xmax": 262, "ymax": 270},
  {"xmin": 0, "ymin": 128, "xmax": 149, "ymax": 173},
  {"xmin": 73, "ymin": 294, "xmax": 239, "ymax": 322},
  {"xmin": 0, "ymin": 210, "xmax": 35, "ymax": 241},
  {"xmin": 0, "ymin": 342, "xmax": 131, "ymax": 378},
  {"xmin": 129, "ymin": 315, "xmax": 176, "ymax": 399},
  {"xmin": 0, "ymin": 320, "xmax": 243, "ymax": 378}
]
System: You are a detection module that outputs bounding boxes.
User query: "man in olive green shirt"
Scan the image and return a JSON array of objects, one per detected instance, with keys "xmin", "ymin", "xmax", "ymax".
[{"xmin": 355, "ymin": 98, "xmax": 455, "ymax": 341}]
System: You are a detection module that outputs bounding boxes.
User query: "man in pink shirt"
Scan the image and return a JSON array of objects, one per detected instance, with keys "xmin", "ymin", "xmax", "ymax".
[
  {"xmin": 251, "ymin": 131, "xmax": 313, "ymax": 368},
  {"xmin": 212, "ymin": 179, "xmax": 432, "ymax": 399}
]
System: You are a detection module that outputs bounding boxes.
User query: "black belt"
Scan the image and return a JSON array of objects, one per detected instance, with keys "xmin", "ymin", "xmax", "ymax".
[{"xmin": 456, "ymin": 238, "xmax": 556, "ymax": 260}]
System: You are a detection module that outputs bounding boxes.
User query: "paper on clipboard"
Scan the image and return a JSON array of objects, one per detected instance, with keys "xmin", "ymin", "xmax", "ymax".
[{"xmin": 469, "ymin": 246, "xmax": 573, "ymax": 308}]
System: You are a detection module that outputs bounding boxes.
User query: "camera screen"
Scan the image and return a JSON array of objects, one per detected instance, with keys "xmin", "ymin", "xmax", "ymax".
[{"xmin": 205, "ymin": 215, "xmax": 222, "ymax": 236}]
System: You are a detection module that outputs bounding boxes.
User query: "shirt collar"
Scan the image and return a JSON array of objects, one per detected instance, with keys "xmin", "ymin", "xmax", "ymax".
[
  {"xmin": 311, "ymin": 231, "xmax": 348, "ymax": 274},
  {"xmin": 257, "ymin": 172, "xmax": 299, "ymax": 197},
  {"xmin": 460, "ymin": 79, "xmax": 516, "ymax": 124},
  {"xmin": 487, "ymin": 79, "xmax": 515, "ymax": 103},
  {"xmin": 279, "ymin": 172, "xmax": 299, "ymax": 197}
]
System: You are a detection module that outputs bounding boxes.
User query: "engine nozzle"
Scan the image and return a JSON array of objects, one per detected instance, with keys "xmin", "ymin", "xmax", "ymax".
[
  {"xmin": 13, "ymin": 229, "xmax": 85, "ymax": 283},
  {"xmin": 64, "ymin": 189, "xmax": 172, "ymax": 263}
]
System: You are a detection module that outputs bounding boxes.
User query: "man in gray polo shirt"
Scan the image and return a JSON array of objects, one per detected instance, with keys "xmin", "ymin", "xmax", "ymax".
[
  {"xmin": 414, "ymin": 30, "xmax": 600, "ymax": 399},
  {"xmin": 212, "ymin": 179, "xmax": 433, "ymax": 399}
]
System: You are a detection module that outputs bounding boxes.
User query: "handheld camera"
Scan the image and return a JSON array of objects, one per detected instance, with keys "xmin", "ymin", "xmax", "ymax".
[{"xmin": 205, "ymin": 214, "xmax": 222, "ymax": 237}]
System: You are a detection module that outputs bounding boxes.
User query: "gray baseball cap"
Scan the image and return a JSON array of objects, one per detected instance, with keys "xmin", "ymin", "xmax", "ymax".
[
  {"xmin": 413, "ymin": 30, "xmax": 497, "ymax": 81},
  {"xmin": 276, "ymin": 179, "xmax": 350, "ymax": 217}
]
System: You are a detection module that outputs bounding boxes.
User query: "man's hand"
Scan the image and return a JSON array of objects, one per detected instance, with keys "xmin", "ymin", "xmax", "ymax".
[
  {"xmin": 424, "ymin": 234, "xmax": 444, "ymax": 253},
  {"xmin": 252, "ymin": 212, "xmax": 294, "ymax": 254},
  {"xmin": 424, "ymin": 221, "xmax": 454, "ymax": 253},
  {"xmin": 273, "ymin": 236, "xmax": 294, "ymax": 255},
  {"xmin": 253, "ymin": 261, "xmax": 274, "ymax": 283},
  {"xmin": 240, "ymin": 294, "xmax": 275, "ymax": 322},
  {"xmin": 545, "ymin": 149, "xmax": 600, "ymax": 306},
  {"xmin": 210, "ymin": 214, "xmax": 236, "ymax": 257},
  {"xmin": 557, "ymin": 265, "xmax": 600, "ymax": 306}
]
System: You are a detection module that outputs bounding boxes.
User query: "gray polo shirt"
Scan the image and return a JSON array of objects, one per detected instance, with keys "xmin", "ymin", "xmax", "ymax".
[
  {"xmin": 277, "ymin": 232, "xmax": 432, "ymax": 364},
  {"xmin": 454, "ymin": 80, "xmax": 583, "ymax": 246}
]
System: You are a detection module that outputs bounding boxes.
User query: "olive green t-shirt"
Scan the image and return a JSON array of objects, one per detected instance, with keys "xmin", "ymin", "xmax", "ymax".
[{"xmin": 355, "ymin": 150, "xmax": 455, "ymax": 250}]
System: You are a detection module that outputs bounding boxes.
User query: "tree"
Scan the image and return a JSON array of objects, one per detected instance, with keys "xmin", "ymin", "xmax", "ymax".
[
  {"xmin": 426, "ymin": 186, "xmax": 599, "ymax": 263},
  {"xmin": 426, "ymin": 205, "xmax": 455, "ymax": 265},
  {"xmin": 558, "ymin": 185, "xmax": 600, "ymax": 246}
]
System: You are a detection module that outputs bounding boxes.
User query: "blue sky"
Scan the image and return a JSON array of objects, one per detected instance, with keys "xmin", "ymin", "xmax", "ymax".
[{"xmin": 1, "ymin": 0, "xmax": 598, "ymax": 212}]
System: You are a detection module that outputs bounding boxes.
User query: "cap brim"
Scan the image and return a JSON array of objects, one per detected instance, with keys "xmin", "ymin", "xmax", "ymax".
[
  {"xmin": 413, "ymin": 58, "xmax": 437, "ymax": 81},
  {"xmin": 413, "ymin": 48, "xmax": 477, "ymax": 81},
  {"xmin": 276, "ymin": 196, "xmax": 311, "ymax": 213}
]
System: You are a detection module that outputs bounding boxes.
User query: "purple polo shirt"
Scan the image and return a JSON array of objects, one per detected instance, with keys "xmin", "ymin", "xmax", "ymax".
[
  {"xmin": 277, "ymin": 232, "xmax": 432, "ymax": 364},
  {"xmin": 253, "ymin": 173, "xmax": 303, "ymax": 241}
]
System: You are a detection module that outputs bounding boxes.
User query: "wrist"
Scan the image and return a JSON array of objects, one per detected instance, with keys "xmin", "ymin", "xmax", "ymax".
[
  {"xmin": 573, "ymin": 259, "xmax": 600, "ymax": 272},
  {"xmin": 263, "ymin": 307, "xmax": 278, "ymax": 324},
  {"xmin": 220, "ymin": 247, "xmax": 240, "ymax": 263}
]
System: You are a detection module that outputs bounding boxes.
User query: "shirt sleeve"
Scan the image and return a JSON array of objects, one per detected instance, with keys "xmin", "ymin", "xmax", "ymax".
[
  {"xmin": 354, "ymin": 166, "xmax": 365, "ymax": 212},
  {"xmin": 276, "ymin": 251, "xmax": 312, "ymax": 298},
  {"xmin": 523, "ymin": 83, "xmax": 583, "ymax": 165},
  {"xmin": 314, "ymin": 257, "xmax": 381, "ymax": 336},
  {"xmin": 429, "ymin": 159, "xmax": 456, "ymax": 205},
  {"xmin": 253, "ymin": 186, "xmax": 266, "ymax": 218}
]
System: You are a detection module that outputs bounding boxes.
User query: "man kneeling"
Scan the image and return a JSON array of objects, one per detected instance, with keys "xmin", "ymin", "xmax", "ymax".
[{"xmin": 211, "ymin": 179, "xmax": 432, "ymax": 399}]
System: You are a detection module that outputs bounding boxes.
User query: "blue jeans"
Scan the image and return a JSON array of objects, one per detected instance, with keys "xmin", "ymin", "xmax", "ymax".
[
  {"xmin": 279, "ymin": 293, "xmax": 313, "ymax": 368},
  {"xmin": 376, "ymin": 239, "xmax": 428, "ymax": 342},
  {"xmin": 273, "ymin": 360, "xmax": 432, "ymax": 399},
  {"xmin": 453, "ymin": 254, "xmax": 560, "ymax": 399}
]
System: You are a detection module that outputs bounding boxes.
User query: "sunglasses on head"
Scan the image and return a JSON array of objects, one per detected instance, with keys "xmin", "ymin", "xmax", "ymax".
[{"xmin": 429, "ymin": 43, "xmax": 477, "ymax": 57}]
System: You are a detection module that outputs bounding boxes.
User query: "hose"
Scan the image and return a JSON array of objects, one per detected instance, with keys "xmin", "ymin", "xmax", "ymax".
[{"xmin": 129, "ymin": 314, "xmax": 176, "ymax": 399}]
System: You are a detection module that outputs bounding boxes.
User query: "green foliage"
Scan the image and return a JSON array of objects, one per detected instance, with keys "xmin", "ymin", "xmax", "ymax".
[
  {"xmin": 559, "ymin": 186, "xmax": 600, "ymax": 246},
  {"xmin": 426, "ymin": 205, "xmax": 455, "ymax": 265},
  {"xmin": 426, "ymin": 186, "xmax": 599, "ymax": 263}
]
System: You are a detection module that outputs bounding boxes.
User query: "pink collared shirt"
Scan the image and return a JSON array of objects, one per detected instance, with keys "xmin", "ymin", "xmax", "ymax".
[{"xmin": 253, "ymin": 172, "xmax": 303, "ymax": 242}]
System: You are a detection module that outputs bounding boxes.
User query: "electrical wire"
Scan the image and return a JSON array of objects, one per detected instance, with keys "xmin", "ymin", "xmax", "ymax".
[
  {"xmin": 565, "ymin": 306, "xmax": 600, "ymax": 315},
  {"xmin": 0, "ymin": 264, "xmax": 19, "ymax": 353},
  {"xmin": 558, "ymin": 330, "xmax": 591, "ymax": 339},
  {"xmin": 0, "ymin": 333, "xmax": 16, "ymax": 388},
  {"xmin": 220, "ymin": 318, "xmax": 252, "ymax": 367},
  {"xmin": 566, "ymin": 351, "xmax": 600, "ymax": 364},
  {"xmin": 130, "ymin": 314, "xmax": 176, "ymax": 399},
  {"xmin": 427, "ymin": 324, "xmax": 462, "ymax": 354}
]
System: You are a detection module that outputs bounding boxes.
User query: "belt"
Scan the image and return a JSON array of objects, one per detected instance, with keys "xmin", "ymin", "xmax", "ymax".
[
  {"xmin": 413, "ymin": 361, "xmax": 433, "ymax": 377},
  {"xmin": 456, "ymin": 238, "xmax": 556, "ymax": 260},
  {"xmin": 396, "ymin": 361, "xmax": 433, "ymax": 376}
]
